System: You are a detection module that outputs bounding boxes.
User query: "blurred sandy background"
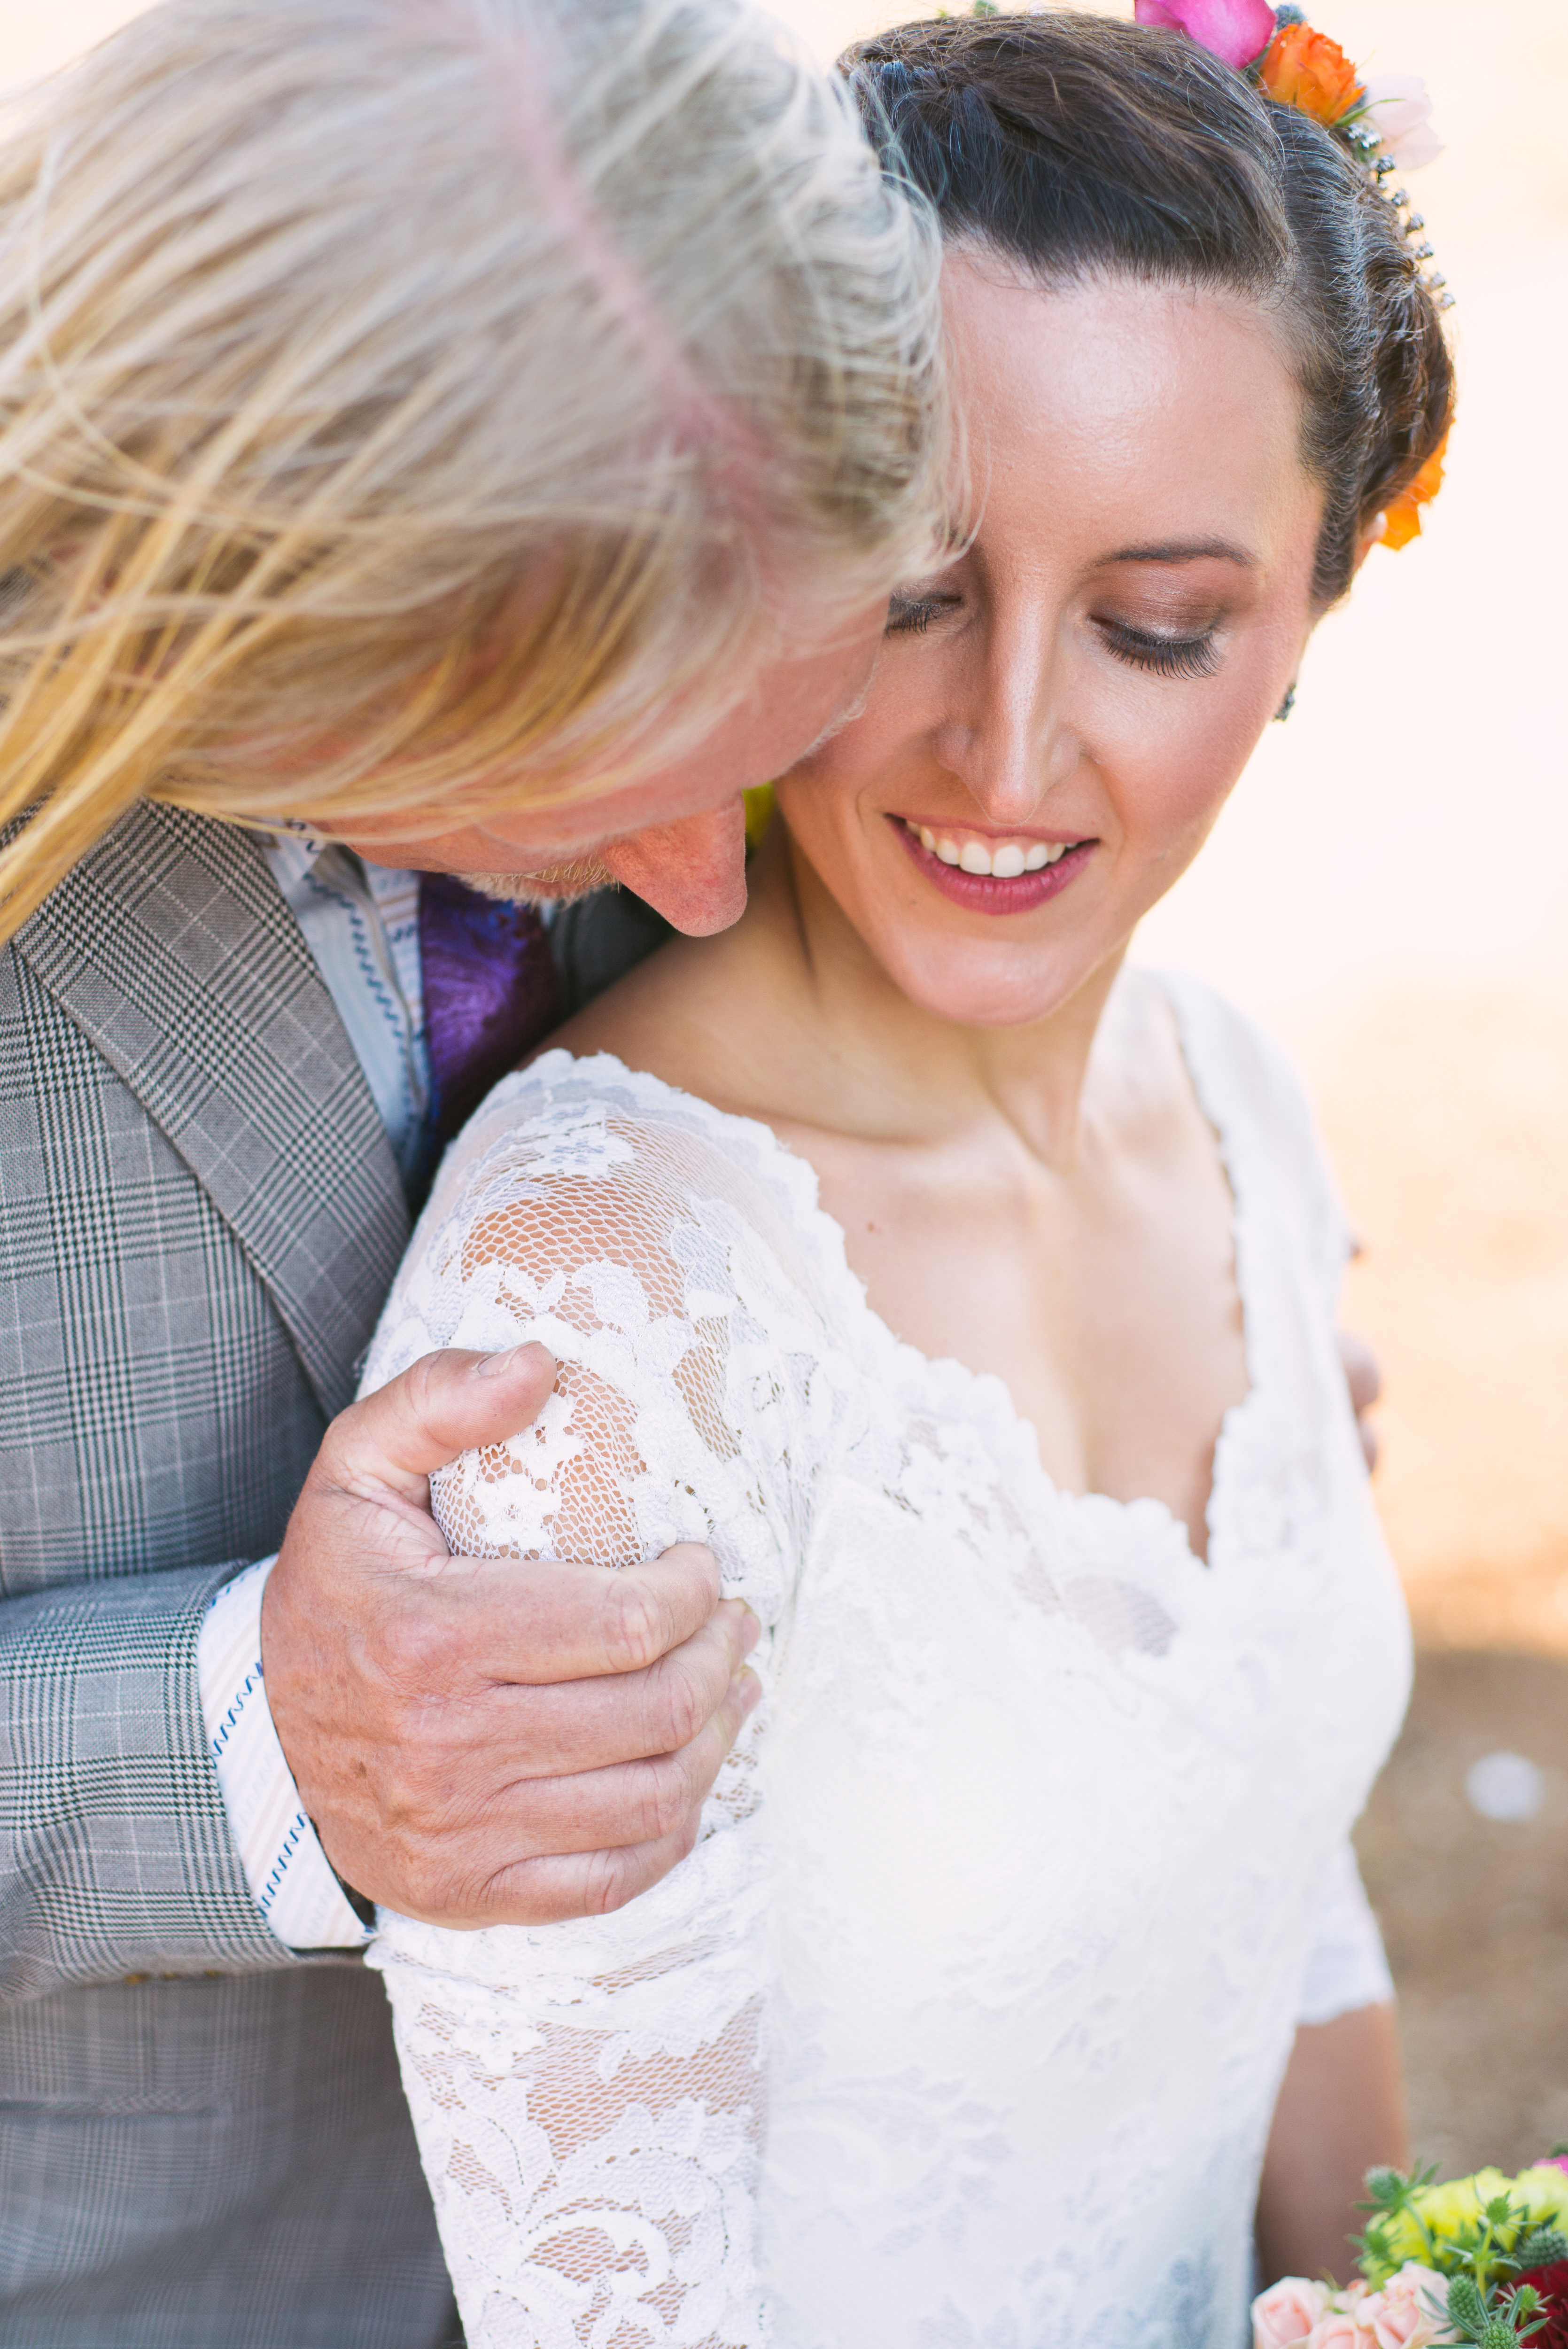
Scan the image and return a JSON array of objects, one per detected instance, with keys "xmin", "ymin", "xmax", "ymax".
[{"xmin": 11, "ymin": 0, "xmax": 1567, "ymax": 2186}]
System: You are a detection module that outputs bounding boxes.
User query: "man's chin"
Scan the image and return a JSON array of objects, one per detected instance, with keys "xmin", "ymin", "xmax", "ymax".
[{"xmin": 454, "ymin": 859, "xmax": 615, "ymax": 907}]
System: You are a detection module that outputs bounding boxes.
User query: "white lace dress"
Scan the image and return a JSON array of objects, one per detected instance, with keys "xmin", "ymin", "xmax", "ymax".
[{"xmin": 361, "ymin": 971, "xmax": 1412, "ymax": 2349}]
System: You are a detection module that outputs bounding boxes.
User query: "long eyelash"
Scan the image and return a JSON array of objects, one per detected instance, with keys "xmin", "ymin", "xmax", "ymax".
[
  {"xmin": 885, "ymin": 595, "xmax": 950, "ymax": 635},
  {"xmin": 1101, "ymin": 622, "xmax": 1221, "ymax": 681}
]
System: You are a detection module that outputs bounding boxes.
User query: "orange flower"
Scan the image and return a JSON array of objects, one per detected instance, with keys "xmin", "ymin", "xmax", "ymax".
[
  {"xmin": 1258, "ymin": 22, "xmax": 1364, "ymax": 125},
  {"xmin": 1380, "ymin": 433, "xmax": 1448, "ymax": 551}
]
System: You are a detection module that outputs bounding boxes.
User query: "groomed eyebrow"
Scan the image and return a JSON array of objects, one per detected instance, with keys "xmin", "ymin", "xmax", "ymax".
[{"xmin": 1105, "ymin": 539, "xmax": 1256, "ymax": 568}]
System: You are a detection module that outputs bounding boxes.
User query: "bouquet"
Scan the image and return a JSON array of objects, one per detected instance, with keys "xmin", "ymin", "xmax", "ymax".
[{"xmin": 1254, "ymin": 2158, "xmax": 1568, "ymax": 2347}]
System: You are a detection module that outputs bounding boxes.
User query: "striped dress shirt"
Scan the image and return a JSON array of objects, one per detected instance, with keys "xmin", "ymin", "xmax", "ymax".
[{"xmin": 196, "ymin": 832, "xmax": 429, "ymax": 1950}]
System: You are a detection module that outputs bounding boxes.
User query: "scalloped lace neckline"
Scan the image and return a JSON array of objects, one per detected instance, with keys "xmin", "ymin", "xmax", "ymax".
[{"xmin": 523, "ymin": 969, "xmax": 1260, "ymax": 1572}]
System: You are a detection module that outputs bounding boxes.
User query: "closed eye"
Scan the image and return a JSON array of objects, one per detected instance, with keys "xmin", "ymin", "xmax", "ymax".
[
  {"xmin": 886, "ymin": 590, "xmax": 963, "ymax": 636},
  {"xmin": 1098, "ymin": 620, "xmax": 1221, "ymax": 680}
]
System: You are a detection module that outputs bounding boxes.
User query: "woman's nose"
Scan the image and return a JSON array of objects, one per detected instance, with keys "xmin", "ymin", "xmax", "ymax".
[
  {"xmin": 931, "ymin": 636, "xmax": 1074, "ymax": 825},
  {"xmin": 599, "ymin": 799, "xmax": 749, "ymax": 935}
]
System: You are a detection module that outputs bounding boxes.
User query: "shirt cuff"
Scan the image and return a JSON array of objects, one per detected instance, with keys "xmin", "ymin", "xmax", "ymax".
[
  {"xmin": 198, "ymin": 1556, "xmax": 372, "ymax": 1952},
  {"xmin": 1297, "ymin": 1839, "xmax": 1394, "ymax": 2026}
]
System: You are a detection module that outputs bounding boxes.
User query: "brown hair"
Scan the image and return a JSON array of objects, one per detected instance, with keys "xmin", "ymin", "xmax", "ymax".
[{"xmin": 846, "ymin": 10, "xmax": 1453, "ymax": 606}]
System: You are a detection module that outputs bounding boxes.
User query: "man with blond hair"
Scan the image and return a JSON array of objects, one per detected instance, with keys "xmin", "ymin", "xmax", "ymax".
[{"xmin": 0, "ymin": 0, "xmax": 946, "ymax": 2338}]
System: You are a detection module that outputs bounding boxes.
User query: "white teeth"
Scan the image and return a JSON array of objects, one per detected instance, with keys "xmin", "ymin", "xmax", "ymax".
[{"xmin": 905, "ymin": 818, "xmax": 1079, "ymax": 877}]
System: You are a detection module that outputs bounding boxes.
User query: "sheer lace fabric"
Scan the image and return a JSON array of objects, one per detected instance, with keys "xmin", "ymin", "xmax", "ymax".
[{"xmin": 363, "ymin": 971, "xmax": 1412, "ymax": 2349}]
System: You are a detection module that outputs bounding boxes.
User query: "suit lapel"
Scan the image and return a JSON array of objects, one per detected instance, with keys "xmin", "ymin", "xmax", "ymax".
[{"xmin": 13, "ymin": 801, "xmax": 410, "ymax": 1420}]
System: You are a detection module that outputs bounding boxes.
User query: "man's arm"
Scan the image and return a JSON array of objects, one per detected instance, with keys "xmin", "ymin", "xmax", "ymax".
[
  {"xmin": 1, "ymin": 1342, "xmax": 753, "ymax": 1996},
  {"xmin": 262, "ymin": 1340, "xmax": 759, "ymax": 1926},
  {"xmin": 0, "ymin": 1555, "xmax": 290, "ymax": 1997}
]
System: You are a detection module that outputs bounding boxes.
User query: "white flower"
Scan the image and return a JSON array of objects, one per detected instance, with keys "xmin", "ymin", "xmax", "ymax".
[{"xmin": 1361, "ymin": 75, "xmax": 1443, "ymax": 171}]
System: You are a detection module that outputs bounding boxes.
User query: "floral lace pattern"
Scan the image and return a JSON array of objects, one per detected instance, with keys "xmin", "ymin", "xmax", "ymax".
[{"xmin": 363, "ymin": 971, "xmax": 1412, "ymax": 2349}]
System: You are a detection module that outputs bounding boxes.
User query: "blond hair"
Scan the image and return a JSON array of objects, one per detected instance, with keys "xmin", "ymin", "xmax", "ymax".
[{"xmin": 0, "ymin": 0, "xmax": 946, "ymax": 937}]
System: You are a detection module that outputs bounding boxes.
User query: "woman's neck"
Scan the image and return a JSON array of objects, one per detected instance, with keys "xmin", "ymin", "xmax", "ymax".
[
  {"xmin": 546, "ymin": 817, "xmax": 1247, "ymax": 1550},
  {"xmin": 655, "ymin": 823, "xmax": 1130, "ymax": 1170}
]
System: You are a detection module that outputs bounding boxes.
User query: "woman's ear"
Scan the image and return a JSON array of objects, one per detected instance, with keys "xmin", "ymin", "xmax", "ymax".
[
  {"xmin": 1281, "ymin": 510, "xmax": 1382, "ymax": 717},
  {"xmin": 1352, "ymin": 513, "xmax": 1388, "ymax": 576}
]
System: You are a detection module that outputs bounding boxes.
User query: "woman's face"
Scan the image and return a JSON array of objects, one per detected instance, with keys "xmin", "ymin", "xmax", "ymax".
[{"xmin": 773, "ymin": 252, "xmax": 1326, "ymax": 1028}]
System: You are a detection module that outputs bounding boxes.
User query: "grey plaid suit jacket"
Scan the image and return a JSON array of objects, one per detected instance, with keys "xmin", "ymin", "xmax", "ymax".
[{"xmin": 0, "ymin": 803, "xmax": 456, "ymax": 2347}]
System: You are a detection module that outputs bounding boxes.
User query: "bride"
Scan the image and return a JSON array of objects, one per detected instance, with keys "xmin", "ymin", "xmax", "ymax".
[{"xmin": 362, "ymin": 10, "xmax": 1452, "ymax": 2344}]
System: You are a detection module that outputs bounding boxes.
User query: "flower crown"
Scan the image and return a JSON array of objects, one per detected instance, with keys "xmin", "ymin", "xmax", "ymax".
[{"xmin": 1134, "ymin": 0, "xmax": 1450, "ymax": 550}]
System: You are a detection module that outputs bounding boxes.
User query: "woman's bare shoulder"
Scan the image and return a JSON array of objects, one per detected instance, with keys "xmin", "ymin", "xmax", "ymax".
[{"xmin": 531, "ymin": 911, "xmax": 776, "ymax": 1112}]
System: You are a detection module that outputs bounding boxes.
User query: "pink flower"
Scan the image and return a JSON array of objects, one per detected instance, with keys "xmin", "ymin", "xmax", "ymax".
[
  {"xmin": 1307, "ymin": 2319, "xmax": 1374, "ymax": 2349},
  {"xmin": 1254, "ymin": 2278, "xmax": 1331, "ymax": 2349},
  {"xmin": 1360, "ymin": 75, "xmax": 1444, "ymax": 171},
  {"xmin": 1134, "ymin": 0, "xmax": 1276, "ymax": 72},
  {"xmin": 1359, "ymin": 2264, "xmax": 1450, "ymax": 2348}
]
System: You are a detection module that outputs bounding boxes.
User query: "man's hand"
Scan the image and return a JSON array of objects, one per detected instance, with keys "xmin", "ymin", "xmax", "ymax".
[
  {"xmin": 262, "ymin": 1342, "xmax": 759, "ymax": 1929},
  {"xmin": 1337, "ymin": 1327, "xmax": 1382, "ymax": 1474}
]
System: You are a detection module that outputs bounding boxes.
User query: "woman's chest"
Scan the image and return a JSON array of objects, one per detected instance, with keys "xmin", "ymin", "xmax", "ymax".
[
  {"xmin": 804, "ymin": 1100, "xmax": 1248, "ymax": 1556},
  {"xmin": 761, "ymin": 1322, "xmax": 1410, "ymax": 2023}
]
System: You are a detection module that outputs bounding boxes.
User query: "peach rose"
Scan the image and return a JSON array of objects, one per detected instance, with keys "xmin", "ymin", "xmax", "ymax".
[
  {"xmin": 1258, "ymin": 23, "xmax": 1365, "ymax": 126},
  {"xmin": 1255, "ymin": 2279, "xmax": 1330, "ymax": 2348},
  {"xmin": 1307, "ymin": 2318, "xmax": 1374, "ymax": 2349},
  {"xmin": 1360, "ymin": 2263, "xmax": 1450, "ymax": 2348}
]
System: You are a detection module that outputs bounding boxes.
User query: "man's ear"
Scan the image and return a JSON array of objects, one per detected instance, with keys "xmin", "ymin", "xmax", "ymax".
[{"xmin": 1351, "ymin": 513, "xmax": 1388, "ymax": 577}]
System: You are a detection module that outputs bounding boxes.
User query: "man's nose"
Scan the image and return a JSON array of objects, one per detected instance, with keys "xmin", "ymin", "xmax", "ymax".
[{"xmin": 598, "ymin": 800, "xmax": 749, "ymax": 936}]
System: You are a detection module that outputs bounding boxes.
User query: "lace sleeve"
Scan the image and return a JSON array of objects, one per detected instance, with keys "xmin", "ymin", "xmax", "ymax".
[{"xmin": 359, "ymin": 1060, "xmax": 813, "ymax": 2349}]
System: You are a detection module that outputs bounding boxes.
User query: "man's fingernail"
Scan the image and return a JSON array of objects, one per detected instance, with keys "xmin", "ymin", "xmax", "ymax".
[
  {"xmin": 734, "ymin": 1669, "xmax": 762, "ymax": 1717},
  {"xmin": 476, "ymin": 1342, "xmax": 545, "ymax": 1379},
  {"xmin": 738, "ymin": 1606, "xmax": 761, "ymax": 1657}
]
